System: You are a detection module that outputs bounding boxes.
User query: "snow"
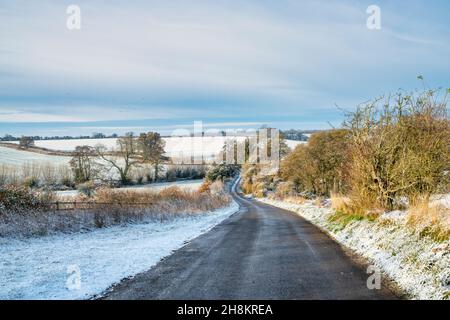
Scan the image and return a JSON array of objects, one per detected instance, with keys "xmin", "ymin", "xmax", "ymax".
[
  {"xmin": 0, "ymin": 146, "xmax": 70, "ymax": 166},
  {"xmin": 285, "ymin": 140, "xmax": 305, "ymax": 150},
  {"xmin": 0, "ymin": 201, "xmax": 239, "ymax": 300},
  {"xmin": 5, "ymin": 137, "xmax": 303, "ymax": 159},
  {"xmin": 56, "ymin": 179, "xmax": 204, "ymax": 199},
  {"xmin": 379, "ymin": 210, "xmax": 407, "ymax": 224},
  {"xmin": 6, "ymin": 137, "xmax": 242, "ymax": 158},
  {"xmin": 431, "ymin": 194, "xmax": 450, "ymax": 209},
  {"xmin": 257, "ymin": 197, "xmax": 450, "ymax": 300}
]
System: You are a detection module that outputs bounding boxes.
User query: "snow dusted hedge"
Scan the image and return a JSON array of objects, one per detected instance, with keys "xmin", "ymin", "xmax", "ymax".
[
  {"xmin": 0, "ymin": 183, "xmax": 231, "ymax": 238},
  {"xmin": 257, "ymin": 197, "xmax": 450, "ymax": 300}
]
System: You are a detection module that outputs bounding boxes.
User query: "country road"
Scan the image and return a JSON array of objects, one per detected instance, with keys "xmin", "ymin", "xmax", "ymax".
[{"xmin": 102, "ymin": 180, "xmax": 397, "ymax": 300}]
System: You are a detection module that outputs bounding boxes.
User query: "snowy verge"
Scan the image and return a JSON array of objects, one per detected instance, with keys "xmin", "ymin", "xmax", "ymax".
[
  {"xmin": 0, "ymin": 201, "xmax": 239, "ymax": 300},
  {"xmin": 256, "ymin": 197, "xmax": 450, "ymax": 300}
]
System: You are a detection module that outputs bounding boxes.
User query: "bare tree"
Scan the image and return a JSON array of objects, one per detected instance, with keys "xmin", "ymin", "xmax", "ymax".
[
  {"xmin": 137, "ymin": 132, "xmax": 165, "ymax": 181},
  {"xmin": 19, "ymin": 136, "xmax": 34, "ymax": 149},
  {"xmin": 70, "ymin": 145, "xmax": 97, "ymax": 183},
  {"xmin": 95, "ymin": 133, "xmax": 140, "ymax": 184}
]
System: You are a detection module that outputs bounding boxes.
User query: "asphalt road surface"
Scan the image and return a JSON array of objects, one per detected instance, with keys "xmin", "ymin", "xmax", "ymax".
[{"xmin": 103, "ymin": 180, "xmax": 397, "ymax": 300}]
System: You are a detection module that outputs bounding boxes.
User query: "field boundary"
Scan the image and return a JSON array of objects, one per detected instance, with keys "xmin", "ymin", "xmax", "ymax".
[
  {"xmin": 0, "ymin": 142, "xmax": 74, "ymax": 156},
  {"xmin": 49, "ymin": 201, "xmax": 154, "ymax": 211}
]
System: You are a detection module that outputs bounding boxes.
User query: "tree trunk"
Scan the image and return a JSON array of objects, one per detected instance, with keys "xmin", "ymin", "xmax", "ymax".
[{"xmin": 154, "ymin": 161, "xmax": 159, "ymax": 181}]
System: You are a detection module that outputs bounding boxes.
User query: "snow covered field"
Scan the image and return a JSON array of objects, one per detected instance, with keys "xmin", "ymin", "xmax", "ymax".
[
  {"xmin": 56, "ymin": 179, "xmax": 204, "ymax": 198},
  {"xmin": 6, "ymin": 137, "xmax": 244, "ymax": 158},
  {"xmin": 257, "ymin": 197, "xmax": 450, "ymax": 300},
  {"xmin": 0, "ymin": 138, "xmax": 303, "ymax": 171},
  {"xmin": 0, "ymin": 201, "xmax": 239, "ymax": 300},
  {"xmin": 285, "ymin": 139, "xmax": 306, "ymax": 149},
  {"xmin": 4, "ymin": 137, "xmax": 302, "ymax": 160},
  {"xmin": 0, "ymin": 146, "xmax": 70, "ymax": 166}
]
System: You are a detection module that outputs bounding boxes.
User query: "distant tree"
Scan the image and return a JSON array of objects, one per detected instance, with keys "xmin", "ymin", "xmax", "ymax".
[
  {"xmin": 19, "ymin": 136, "xmax": 35, "ymax": 149},
  {"xmin": 69, "ymin": 145, "xmax": 97, "ymax": 183},
  {"xmin": 1, "ymin": 134, "xmax": 12, "ymax": 141},
  {"xmin": 91, "ymin": 132, "xmax": 106, "ymax": 139},
  {"xmin": 206, "ymin": 164, "xmax": 238, "ymax": 182},
  {"xmin": 137, "ymin": 132, "xmax": 165, "ymax": 181},
  {"xmin": 218, "ymin": 128, "xmax": 289, "ymax": 167},
  {"xmin": 281, "ymin": 129, "xmax": 309, "ymax": 141},
  {"xmin": 95, "ymin": 132, "xmax": 140, "ymax": 184}
]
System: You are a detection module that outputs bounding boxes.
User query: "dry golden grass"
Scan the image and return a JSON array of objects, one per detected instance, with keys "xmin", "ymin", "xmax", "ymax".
[
  {"xmin": 267, "ymin": 193, "xmax": 306, "ymax": 204},
  {"xmin": 331, "ymin": 192, "xmax": 450, "ymax": 241},
  {"xmin": 328, "ymin": 193, "xmax": 367, "ymax": 228},
  {"xmin": 92, "ymin": 184, "xmax": 229, "ymax": 213},
  {"xmin": 241, "ymin": 181, "xmax": 253, "ymax": 194},
  {"xmin": 407, "ymin": 199, "xmax": 450, "ymax": 242},
  {"xmin": 1, "ymin": 182, "xmax": 231, "ymax": 237},
  {"xmin": 330, "ymin": 192, "xmax": 384, "ymax": 218},
  {"xmin": 198, "ymin": 181, "xmax": 211, "ymax": 193},
  {"xmin": 330, "ymin": 193, "xmax": 351, "ymax": 212}
]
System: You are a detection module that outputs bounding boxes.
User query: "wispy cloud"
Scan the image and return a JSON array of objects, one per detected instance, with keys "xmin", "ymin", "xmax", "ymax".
[{"xmin": 0, "ymin": 0, "xmax": 449, "ymax": 133}]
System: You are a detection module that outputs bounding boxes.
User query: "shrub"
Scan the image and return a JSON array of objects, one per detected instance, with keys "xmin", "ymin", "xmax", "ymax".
[
  {"xmin": 280, "ymin": 129, "xmax": 350, "ymax": 196},
  {"xmin": 0, "ymin": 186, "xmax": 54, "ymax": 214},
  {"xmin": 206, "ymin": 164, "xmax": 238, "ymax": 182},
  {"xmin": 344, "ymin": 89, "xmax": 449, "ymax": 212},
  {"xmin": 240, "ymin": 163, "xmax": 257, "ymax": 194},
  {"xmin": 198, "ymin": 181, "xmax": 211, "ymax": 193},
  {"xmin": 275, "ymin": 181, "xmax": 297, "ymax": 198},
  {"xmin": 23, "ymin": 176, "xmax": 39, "ymax": 188},
  {"xmin": 164, "ymin": 165, "xmax": 207, "ymax": 182},
  {"xmin": 240, "ymin": 163, "xmax": 278, "ymax": 197},
  {"xmin": 77, "ymin": 181, "xmax": 95, "ymax": 197},
  {"xmin": 209, "ymin": 180, "xmax": 225, "ymax": 195},
  {"xmin": 165, "ymin": 168, "xmax": 177, "ymax": 181}
]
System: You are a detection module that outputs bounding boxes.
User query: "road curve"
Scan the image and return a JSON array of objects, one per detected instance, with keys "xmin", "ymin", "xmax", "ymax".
[{"xmin": 102, "ymin": 180, "xmax": 397, "ymax": 300}]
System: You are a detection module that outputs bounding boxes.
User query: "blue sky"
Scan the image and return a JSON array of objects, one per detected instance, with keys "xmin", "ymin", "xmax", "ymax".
[{"xmin": 0, "ymin": 0, "xmax": 449, "ymax": 136}]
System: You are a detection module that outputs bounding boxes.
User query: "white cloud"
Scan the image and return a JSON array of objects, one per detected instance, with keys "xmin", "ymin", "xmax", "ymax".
[
  {"xmin": 0, "ymin": 0, "xmax": 448, "ymax": 124},
  {"xmin": 0, "ymin": 111, "xmax": 83, "ymax": 122}
]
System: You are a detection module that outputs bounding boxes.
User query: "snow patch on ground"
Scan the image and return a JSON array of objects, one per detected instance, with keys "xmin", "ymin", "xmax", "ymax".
[
  {"xmin": 0, "ymin": 201, "xmax": 239, "ymax": 300},
  {"xmin": 431, "ymin": 194, "xmax": 450, "ymax": 209},
  {"xmin": 379, "ymin": 210, "xmax": 407, "ymax": 224},
  {"xmin": 257, "ymin": 197, "xmax": 450, "ymax": 300}
]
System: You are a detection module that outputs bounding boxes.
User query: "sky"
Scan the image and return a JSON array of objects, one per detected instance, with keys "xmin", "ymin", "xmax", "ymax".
[{"xmin": 0, "ymin": 0, "xmax": 449, "ymax": 136}]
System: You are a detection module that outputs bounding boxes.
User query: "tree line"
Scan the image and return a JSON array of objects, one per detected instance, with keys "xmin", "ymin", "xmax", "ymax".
[
  {"xmin": 1, "ymin": 132, "xmax": 120, "ymax": 142},
  {"xmin": 243, "ymin": 87, "xmax": 450, "ymax": 214},
  {"xmin": 70, "ymin": 132, "xmax": 165, "ymax": 185}
]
